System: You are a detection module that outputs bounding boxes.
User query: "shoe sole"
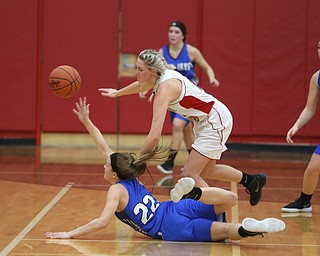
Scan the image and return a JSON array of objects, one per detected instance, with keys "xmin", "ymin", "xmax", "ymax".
[
  {"xmin": 156, "ymin": 165, "xmax": 173, "ymax": 174},
  {"xmin": 281, "ymin": 207, "xmax": 312, "ymax": 213},
  {"xmin": 170, "ymin": 177, "xmax": 195, "ymax": 203},
  {"xmin": 242, "ymin": 217, "xmax": 286, "ymax": 233},
  {"xmin": 281, "ymin": 212, "xmax": 312, "ymax": 218}
]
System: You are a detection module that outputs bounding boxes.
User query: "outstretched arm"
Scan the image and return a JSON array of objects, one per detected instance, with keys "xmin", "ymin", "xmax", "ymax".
[
  {"xmin": 73, "ymin": 97, "xmax": 113, "ymax": 158},
  {"xmin": 46, "ymin": 185, "xmax": 122, "ymax": 239},
  {"xmin": 286, "ymin": 72, "xmax": 319, "ymax": 143},
  {"xmin": 99, "ymin": 81, "xmax": 152, "ymax": 98}
]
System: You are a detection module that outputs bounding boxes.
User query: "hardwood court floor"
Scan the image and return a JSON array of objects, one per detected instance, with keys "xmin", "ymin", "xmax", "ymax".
[{"xmin": 0, "ymin": 144, "xmax": 320, "ymax": 256}]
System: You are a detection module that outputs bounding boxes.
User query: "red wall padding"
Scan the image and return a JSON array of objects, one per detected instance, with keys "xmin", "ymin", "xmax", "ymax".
[
  {"xmin": 0, "ymin": 0, "xmax": 319, "ymax": 141},
  {"xmin": 202, "ymin": 0, "xmax": 255, "ymax": 136},
  {"xmin": 121, "ymin": 0, "xmax": 199, "ymax": 54},
  {"xmin": 202, "ymin": 0, "xmax": 320, "ymax": 138},
  {"xmin": 0, "ymin": 0, "xmax": 38, "ymax": 131},
  {"xmin": 41, "ymin": 0, "xmax": 119, "ymax": 133},
  {"xmin": 252, "ymin": 0, "xmax": 308, "ymax": 136}
]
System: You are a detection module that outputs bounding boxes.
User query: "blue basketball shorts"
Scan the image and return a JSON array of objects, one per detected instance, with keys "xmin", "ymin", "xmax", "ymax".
[
  {"xmin": 160, "ymin": 199, "xmax": 225, "ymax": 242},
  {"xmin": 170, "ymin": 111, "xmax": 190, "ymax": 126},
  {"xmin": 314, "ymin": 144, "xmax": 320, "ymax": 155}
]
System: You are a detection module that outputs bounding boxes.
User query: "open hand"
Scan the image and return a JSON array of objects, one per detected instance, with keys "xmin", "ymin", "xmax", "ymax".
[
  {"xmin": 45, "ymin": 231, "xmax": 71, "ymax": 239},
  {"xmin": 72, "ymin": 97, "xmax": 90, "ymax": 123},
  {"xmin": 99, "ymin": 88, "xmax": 118, "ymax": 98}
]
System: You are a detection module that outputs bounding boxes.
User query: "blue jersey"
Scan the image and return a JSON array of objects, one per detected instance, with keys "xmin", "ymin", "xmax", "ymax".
[
  {"xmin": 162, "ymin": 43, "xmax": 198, "ymax": 84},
  {"xmin": 115, "ymin": 179, "xmax": 165, "ymax": 239},
  {"xmin": 318, "ymin": 70, "xmax": 320, "ymax": 88},
  {"xmin": 114, "ymin": 179, "xmax": 225, "ymax": 242}
]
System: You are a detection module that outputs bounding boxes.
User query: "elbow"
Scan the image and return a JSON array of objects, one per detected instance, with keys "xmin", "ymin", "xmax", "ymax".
[{"xmin": 96, "ymin": 218, "xmax": 108, "ymax": 229}]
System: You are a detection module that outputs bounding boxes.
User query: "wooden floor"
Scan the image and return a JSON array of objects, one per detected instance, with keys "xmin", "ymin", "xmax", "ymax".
[{"xmin": 1, "ymin": 140, "xmax": 320, "ymax": 256}]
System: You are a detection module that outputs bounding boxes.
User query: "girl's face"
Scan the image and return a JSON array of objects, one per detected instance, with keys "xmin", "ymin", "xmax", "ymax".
[
  {"xmin": 103, "ymin": 157, "xmax": 115, "ymax": 182},
  {"xmin": 168, "ymin": 26, "xmax": 184, "ymax": 44},
  {"xmin": 135, "ymin": 58, "xmax": 156, "ymax": 84}
]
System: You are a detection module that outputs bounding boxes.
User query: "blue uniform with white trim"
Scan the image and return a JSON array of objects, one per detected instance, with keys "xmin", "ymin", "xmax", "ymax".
[
  {"xmin": 162, "ymin": 43, "xmax": 198, "ymax": 125},
  {"xmin": 115, "ymin": 179, "xmax": 226, "ymax": 241},
  {"xmin": 162, "ymin": 43, "xmax": 198, "ymax": 83}
]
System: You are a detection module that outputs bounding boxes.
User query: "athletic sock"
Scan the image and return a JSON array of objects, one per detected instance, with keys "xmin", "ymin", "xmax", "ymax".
[
  {"xmin": 167, "ymin": 149, "xmax": 178, "ymax": 166},
  {"xmin": 238, "ymin": 226, "xmax": 263, "ymax": 238},
  {"xmin": 300, "ymin": 191, "xmax": 313, "ymax": 204},
  {"xmin": 239, "ymin": 172, "xmax": 254, "ymax": 187},
  {"xmin": 181, "ymin": 187, "xmax": 202, "ymax": 200}
]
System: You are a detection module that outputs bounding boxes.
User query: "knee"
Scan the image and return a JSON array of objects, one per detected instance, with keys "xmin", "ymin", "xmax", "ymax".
[
  {"xmin": 305, "ymin": 164, "xmax": 320, "ymax": 175},
  {"xmin": 227, "ymin": 192, "xmax": 238, "ymax": 206},
  {"xmin": 172, "ymin": 123, "xmax": 184, "ymax": 133}
]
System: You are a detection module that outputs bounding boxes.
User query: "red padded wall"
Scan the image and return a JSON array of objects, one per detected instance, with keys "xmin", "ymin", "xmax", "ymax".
[
  {"xmin": 121, "ymin": 0, "xmax": 199, "ymax": 53},
  {"xmin": 0, "ymin": 0, "xmax": 38, "ymax": 132},
  {"xmin": 252, "ymin": 0, "xmax": 308, "ymax": 136},
  {"xmin": 41, "ymin": 0, "xmax": 119, "ymax": 133},
  {"xmin": 202, "ymin": 0, "xmax": 320, "ymax": 139},
  {"xmin": 202, "ymin": 0, "xmax": 255, "ymax": 136},
  {"xmin": 0, "ymin": 0, "xmax": 319, "ymax": 141}
]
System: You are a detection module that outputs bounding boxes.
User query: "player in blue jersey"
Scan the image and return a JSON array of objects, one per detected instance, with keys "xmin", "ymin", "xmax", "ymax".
[
  {"xmin": 156, "ymin": 21, "xmax": 220, "ymax": 175},
  {"xmin": 46, "ymin": 97, "xmax": 285, "ymax": 241},
  {"xmin": 282, "ymin": 40, "xmax": 320, "ymax": 213}
]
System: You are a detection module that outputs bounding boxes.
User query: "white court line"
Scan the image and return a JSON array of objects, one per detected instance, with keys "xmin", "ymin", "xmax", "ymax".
[
  {"xmin": 231, "ymin": 182, "xmax": 240, "ymax": 256},
  {"xmin": 0, "ymin": 182, "xmax": 73, "ymax": 256}
]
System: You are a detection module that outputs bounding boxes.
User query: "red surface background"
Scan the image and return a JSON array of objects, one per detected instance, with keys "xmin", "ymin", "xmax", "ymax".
[{"xmin": 0, "ymin": 0, "xmax": 319, "ymax": 144}]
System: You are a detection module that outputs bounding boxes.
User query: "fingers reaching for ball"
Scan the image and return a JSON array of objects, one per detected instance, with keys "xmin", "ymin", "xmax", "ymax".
[{"xmin": 73, "ymin": 97, "xmax": 90, "ymax": 123}]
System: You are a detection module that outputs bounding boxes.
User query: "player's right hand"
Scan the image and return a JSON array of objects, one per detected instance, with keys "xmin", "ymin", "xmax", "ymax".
[{"xmin": 98, "ymin": 88, "xmax": 118, "ymax": 98}]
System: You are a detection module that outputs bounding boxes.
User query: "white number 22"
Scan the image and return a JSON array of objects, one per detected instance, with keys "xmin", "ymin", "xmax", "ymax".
[{"xmin": 133, "ymin": 195, "xmax": 160, "ymax": 224}]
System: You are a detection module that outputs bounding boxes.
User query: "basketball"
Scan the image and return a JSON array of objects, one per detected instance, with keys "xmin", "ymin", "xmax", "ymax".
[{"xmin": 48, "ymin": 65, "xmax": 81, "ymax": 98}]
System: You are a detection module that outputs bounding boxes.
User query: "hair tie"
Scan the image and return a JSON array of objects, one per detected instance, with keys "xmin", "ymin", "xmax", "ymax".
[{"xmin": 110, "ymin": 153, "xmax": 126, "ymax": 180}]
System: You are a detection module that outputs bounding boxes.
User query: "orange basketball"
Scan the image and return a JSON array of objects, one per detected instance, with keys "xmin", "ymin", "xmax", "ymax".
[{"xmin": 48, "ymin": 65, "xmax": 81, "ymax": 98}]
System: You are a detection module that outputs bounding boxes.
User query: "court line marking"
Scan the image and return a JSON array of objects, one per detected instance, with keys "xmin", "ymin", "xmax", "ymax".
[
  {"xmin": 231, "ymin": 182, "xmax": 241, "ymax": 256},
  {"xmin": 0, "ymin": 182, "xmax": 73, "ymax": 256}
]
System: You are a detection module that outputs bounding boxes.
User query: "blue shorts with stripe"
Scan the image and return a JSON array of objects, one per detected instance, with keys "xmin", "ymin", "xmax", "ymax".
[
  {"xmin": 160, "ymin": 199, "xmax": 226, "ymax": 242},
  {"xmin": 314, "ymin": 144, "xmax": 320, "ymax": 155},
  {"xmin": 170, "ymin": 111, "xmax": 190, "ymax": 126}
]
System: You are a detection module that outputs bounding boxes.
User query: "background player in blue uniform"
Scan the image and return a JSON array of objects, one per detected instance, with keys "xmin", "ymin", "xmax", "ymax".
[
  {"xmin": 46, "ymin": 97, "xmax": 285, "ymax": 241},
  {"xmin": 156, "ymin": 21, "xmax": 220, "ymax": 175},
  {"xmin": 282, "ymin": 40, "xmax": 320, "ymax": 213}
]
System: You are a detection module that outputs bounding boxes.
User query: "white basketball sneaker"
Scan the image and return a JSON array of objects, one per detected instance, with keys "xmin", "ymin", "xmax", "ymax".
[
  {"xmin": 242, "ymin": 217, "xmax": 286, "ymax": 234},
  {"xmin": 170, "ymin": 177, "xmax": 195, "ymax": 203}
]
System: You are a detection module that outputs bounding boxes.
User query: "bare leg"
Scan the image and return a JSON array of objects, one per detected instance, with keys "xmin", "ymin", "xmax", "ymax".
[
  {"xmin": 302, "ymin": 153, "xmax": 320, "ymax": 195},
  {"xmin": 181, "ymin": 151, "xmax": 243, "ymax": 187},
  {"xmin": 171, "ymin": 118, "xmax": 187, "ymax": 150},
  {"xmin": 199, "ymin": 187, "xmax": 238, "ymax": 214},
  {"xmin": 210, "ymin": 222, "xmax": 242, "ymax": 241},
  {"xmin": 183, "ymin": 123, "xmax": 194, "ymax": 150}
]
